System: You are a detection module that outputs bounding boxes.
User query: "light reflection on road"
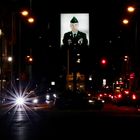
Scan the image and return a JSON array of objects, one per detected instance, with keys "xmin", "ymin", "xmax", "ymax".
[
  {"xmin": 6, "ymin": 110, "xmax": 40, "ymax": 140},
  {"xmin": 1, "ymin": 103, "xmax": 140, "ymax": 140}
]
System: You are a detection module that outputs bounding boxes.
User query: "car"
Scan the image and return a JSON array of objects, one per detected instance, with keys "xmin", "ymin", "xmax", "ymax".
[
  {"xmin": 96, "ymin": 87, "xmax": 114, "ymax": 103},
  {"xmin": 113, "ymin": 89, "xmax": 138, "ymax": 106},
  {"xmin": 54, "ymin": 90, "xmax": 104, "ymax": 110},
  {"xmin": 88, "ymin": 96, "xmax": 105, "ymax": 110},
  {"xmin": 130, "ymin": 90, "xmax": 140, "ymax": 107},
  {"xmin": 97, "ymin": 92, "xmax": 113, "ymax": 103}
]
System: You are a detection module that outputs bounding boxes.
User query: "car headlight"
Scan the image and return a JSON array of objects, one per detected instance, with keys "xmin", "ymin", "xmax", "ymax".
[
  {"xmin": 46, "ymin": 95, "xmax": 50, "ymax": 100},
  {"xmin": 53, "ymin": 94, "xmax": 57, "ymax": 98},
  {"xmin": 32, "ymin": 98, "xmax": 38, "ymax": 103},
  {"xmin": 101, "ymin": 100, "xmax": 105, "ymax": 103},
  {"xmin": 15, "ymin": 97, "xmax": 25, "ymax": 106},
  {"xmin": 88, "ymin": 99, "xmax": 94, "ymax": 103}
]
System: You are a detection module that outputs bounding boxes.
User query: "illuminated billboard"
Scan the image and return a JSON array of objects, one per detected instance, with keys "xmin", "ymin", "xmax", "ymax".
[{"xmin": 60, "ymin": 13, "xmax": 89, "ymax": 47}]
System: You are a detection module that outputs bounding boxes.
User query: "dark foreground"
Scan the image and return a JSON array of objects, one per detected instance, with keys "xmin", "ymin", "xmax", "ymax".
[{"xmin": 0, "ymin": 104, "xmax": 140, "ymax": 140}]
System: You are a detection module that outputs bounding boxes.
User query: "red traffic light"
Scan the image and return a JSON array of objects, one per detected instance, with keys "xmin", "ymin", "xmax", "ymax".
[{"xmin": 101, "ymin": 58, "xmax": 107, "ymax": 64}]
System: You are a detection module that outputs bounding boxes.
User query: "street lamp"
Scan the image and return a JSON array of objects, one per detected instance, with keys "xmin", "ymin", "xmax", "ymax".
[
  {"xmin": 21, "ymin": 10, "xmax": 29, "ymax": 17},
  {"xmin": 25, "ymin": 54, "xmax": 33, "ymax": 80},
  {"xmin": 11, "ymin": 9, "xmax": 35, "ymax": 82},
  {"xmin": 122, "ymin": 19, "xmax": 129, "ymax": 24},
  {"xmin": 20, "ymin": 9, "xmax": 35, "ymax": 24},
  {"xmin": 122, "ymin": 5, "xmax": 135, "ymax": 25},
  {"xmin": 123, "ymin": 55, "xmax": 130, "ymax": 79},
  {"xmin": 7, "ymin": 56, "xmax": 13, "ymax": 62},
  {"xmin": 27, "ymin": 17, "xmax": 35, "ymax": 23},
  {"xmin": 127, "ymin": 6, "xmax": 135, "ymax": 13},
  {"xmin": 121, "ymin": 4, "xmax": 139, "ymax": 90}
]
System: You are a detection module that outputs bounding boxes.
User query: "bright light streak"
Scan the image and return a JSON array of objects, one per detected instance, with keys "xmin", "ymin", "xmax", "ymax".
[
  {"xmin": 1, "ymin": 81, "xmax": 40, "ymax": 122},
  {"xmin": 15, "ymin": 97, "xmax": 25, "ymax": 105}
]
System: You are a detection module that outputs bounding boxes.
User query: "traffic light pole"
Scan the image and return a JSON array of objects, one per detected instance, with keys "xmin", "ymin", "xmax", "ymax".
[
  {"xmin": 73, "ymin": 66, "xmax": 77, "ymax": 92},
  {"xmin": 72, "ymin": 47, "xmax": 78, "ymax": 92},
  {"xmin": 67, "ymin": 45, "xmax": 77, "ymax": 92}
]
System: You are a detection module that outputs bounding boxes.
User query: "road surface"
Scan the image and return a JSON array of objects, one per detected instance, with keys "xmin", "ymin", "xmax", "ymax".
[{"xmin": 0, "ymin": 103, "xmax": 140, "ymax": 140}]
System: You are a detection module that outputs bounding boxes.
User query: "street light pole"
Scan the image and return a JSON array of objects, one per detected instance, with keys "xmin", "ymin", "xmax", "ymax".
[
  {"xmin": 0, "ymin": 29, "xmax": 2, "ymax": 93},
  {"xmin": 15, "ymin": 9, "xmax": 35, "ymax": 81},
  {"xmin": 18, "ymin": 17, "xmax": 22, "ymax": 79}
]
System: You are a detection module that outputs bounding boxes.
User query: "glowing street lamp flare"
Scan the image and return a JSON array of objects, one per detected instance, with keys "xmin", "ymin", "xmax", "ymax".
[
  {"xmin": 29, "ymin": 57, "xmax": 33, "ymax": 62},
  {"xmin": 28, "ymin": 17, "xmax": 35, "ymax": 23},
  {"xmin": 8, "ymin": 56, "xmax": 13, "ymax": 62},
  {"xmin": 15, "ymin": 97, "xmax": 25, "ymax": 105},
  {"xmin": 21, "ymin": 10, "xmax": 29, "ymax": 16},
  {"xmin": 127, "ymin": 6, "xmax": 135, "ymax": 13},
  {"xmin": 122, "ymin": 19, "xmax": 129, "ymax": 24}
]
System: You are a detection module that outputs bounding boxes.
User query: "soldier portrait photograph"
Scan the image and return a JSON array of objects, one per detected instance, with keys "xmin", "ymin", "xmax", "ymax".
[{"xmin": 60, "ymin": 13, "xmax": 89, "ymax": 48}]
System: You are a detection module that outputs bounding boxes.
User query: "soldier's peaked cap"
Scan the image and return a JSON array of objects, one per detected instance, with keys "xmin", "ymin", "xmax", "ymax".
[{"xmin": 70, "ymin": 16, "xmax": 78, "ymax": 23}]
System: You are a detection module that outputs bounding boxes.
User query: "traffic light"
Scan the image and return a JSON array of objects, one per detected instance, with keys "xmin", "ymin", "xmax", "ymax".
[{"xmin": 101, "ymin": 58, "xmax": 107, "ymax": 65}]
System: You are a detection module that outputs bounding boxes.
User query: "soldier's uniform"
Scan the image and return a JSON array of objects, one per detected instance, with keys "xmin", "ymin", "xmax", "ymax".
[{"xmin": 62, "ymin": 16, "xmax": 88, "ymax": 48}]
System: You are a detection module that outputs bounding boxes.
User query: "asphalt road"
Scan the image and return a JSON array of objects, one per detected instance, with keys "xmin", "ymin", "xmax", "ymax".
[{"xmin": 0, "ymin": 103, "xmax": 140, "ymax": 140}]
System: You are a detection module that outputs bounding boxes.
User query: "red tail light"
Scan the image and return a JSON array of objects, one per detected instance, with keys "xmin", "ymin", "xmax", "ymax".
[
  {"xmin": 99, "ymin": 94, "xmax": 103, "ymax": 97},
  {"xmin": 118, "ymin": 94, "xmax": 122, "ymax": 98},
  {"xmin": 124, "ymin": 90, "xmax": 129, "ymax": 94},
  {"xmin": 132, "ymin": 94, "xmax": 136, "ymax": 100}
]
